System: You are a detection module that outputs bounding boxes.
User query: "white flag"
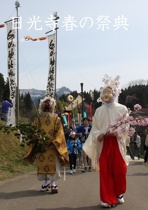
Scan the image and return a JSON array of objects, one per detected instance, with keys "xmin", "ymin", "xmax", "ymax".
[
  {"xmin": 46, "ymin": 33, "xmax": 56, "ymax": 98},
  {"xmin": 6, "ymin": 21, "xmax": 16, "ymax": 126}
]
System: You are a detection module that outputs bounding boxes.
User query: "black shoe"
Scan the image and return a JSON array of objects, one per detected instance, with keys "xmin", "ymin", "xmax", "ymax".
[
  {"xmin": 51, "ymin": 185, "xmax": 58, "ymax": 194},
  {"xmin": 40, "ymin": 184, "xmax": 50, "ymax": 192}
]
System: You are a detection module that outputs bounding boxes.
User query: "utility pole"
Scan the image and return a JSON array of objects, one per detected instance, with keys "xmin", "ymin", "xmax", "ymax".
[
  {"xmin": 89, "ymin": 90, "xmax": 94, "ymax": 120},
  {"xmin": 53, "ymin": 12, "xmax": 59, "ymax": 99},
  {"xmin": 80, "ymin": 83, "xmax": 84, "ymax": 122},
  {"xmin": 15, "ymin": 0, "xmax": 20, "ymax": 125}
]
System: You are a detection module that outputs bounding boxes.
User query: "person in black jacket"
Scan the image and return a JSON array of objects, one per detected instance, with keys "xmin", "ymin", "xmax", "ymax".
[{"xmin": 76, "ymin": 117, "xmax": 92, "ymax": 172}]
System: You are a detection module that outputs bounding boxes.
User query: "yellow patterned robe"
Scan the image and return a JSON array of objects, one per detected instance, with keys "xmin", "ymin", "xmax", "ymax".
[{"xmin": 23, "ymin": 113, "xmax": 69, "ymax": 176}]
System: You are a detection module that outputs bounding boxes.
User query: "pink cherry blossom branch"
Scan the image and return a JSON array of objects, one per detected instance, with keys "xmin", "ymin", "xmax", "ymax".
[{"xmin": 107, "ymin": 104, "xmax": 148, "ymax": 140}]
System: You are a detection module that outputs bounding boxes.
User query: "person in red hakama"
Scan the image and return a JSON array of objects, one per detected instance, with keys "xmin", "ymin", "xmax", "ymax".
[{"xmin": 83, "ymin": 75, "xmax": 129, "ymax": 208}]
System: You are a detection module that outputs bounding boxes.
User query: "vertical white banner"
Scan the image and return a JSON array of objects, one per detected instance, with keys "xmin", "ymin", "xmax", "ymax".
[
  {"xmin": 6, "ymin": 21, "xmax": 16, "ymax": 126},
  {"xmin": 46, "ymin": 33, "xmax": 56, "ymax": 98}
]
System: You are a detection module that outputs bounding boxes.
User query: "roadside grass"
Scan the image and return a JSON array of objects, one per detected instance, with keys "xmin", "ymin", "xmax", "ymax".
[{"xmin": 0, "ymin": 121, "xmax": 36, "ymax": 181}]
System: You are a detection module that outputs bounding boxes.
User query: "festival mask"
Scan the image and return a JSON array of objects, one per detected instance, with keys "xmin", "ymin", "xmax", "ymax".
[{"xmin": 101, "ymin": 87, "xmax": 114, "ymax": 103}]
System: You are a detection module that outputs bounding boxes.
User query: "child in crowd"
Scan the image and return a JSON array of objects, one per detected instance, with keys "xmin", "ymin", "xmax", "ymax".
[{"xmin": 67, "ymin": 131, "xmax": 82, "ymax": 174}]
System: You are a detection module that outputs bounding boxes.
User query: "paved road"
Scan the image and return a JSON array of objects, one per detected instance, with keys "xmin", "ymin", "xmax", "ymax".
[{"xmin": 0, "ymin": 157, "xmax": 148, "ymax": 210}]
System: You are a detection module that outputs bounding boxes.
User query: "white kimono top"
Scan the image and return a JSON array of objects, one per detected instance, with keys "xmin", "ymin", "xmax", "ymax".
[{"xmin": 83, "ymin": 102, "xmax": 129, "ymax": 171}]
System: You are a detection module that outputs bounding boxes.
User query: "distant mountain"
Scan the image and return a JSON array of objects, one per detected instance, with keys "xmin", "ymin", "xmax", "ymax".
[
  {"xmin": 20, "ymin": 86, "xmax": 72, "ymax": 99},
  {"xmin": 56, "ymin": 86, "xmax": 72, "ymax": 97},
  {"xmin": 20, "ymin": 88, "xmax": 46, "ymax": 99}
]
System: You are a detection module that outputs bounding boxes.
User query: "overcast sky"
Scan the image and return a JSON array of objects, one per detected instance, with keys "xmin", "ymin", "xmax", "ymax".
[{"xmin": 0, "ymin": 0, "xmax": 148, "ymax": 93}]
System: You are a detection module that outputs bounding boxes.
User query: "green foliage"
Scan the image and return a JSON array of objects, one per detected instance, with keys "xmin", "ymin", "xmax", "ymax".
[
  {"xmin": 0, "ymin": 123, "xmax": 51, "ymax": 155},
  {"xmin": 119, "ymin": 84, "xmax": 148, "ymax": 110},
  {"xmin": 19, "ymin": 92, "xmax": 36, "ymax": 122},
  {"xmin": 0, "ymin": 73, "xmax": 5, "ymax": 102},
  {"xmin": 56, "ymin": 99, "xmax": 67, "ymax": 113},
  {"xmin": 3, "ymin": 78, "xmax": 10, "ymax": 100},
  {"xmin": 0, "ymin": 124, "xmax": 36, "ymax": 180},
  {"xmin": 0, "ymin": 74, "xmax": 10, "ymax": 103},
  {"xmin": 0, "ymin": 72, "xmax": 148, "ymax": 123},
  {"xmin": 0, "ymin": 73, "xmax": 36, "ymax": 122},
  {"xmin": 18, "ymin": 123, "xmax": 51, "ymax": 154}
]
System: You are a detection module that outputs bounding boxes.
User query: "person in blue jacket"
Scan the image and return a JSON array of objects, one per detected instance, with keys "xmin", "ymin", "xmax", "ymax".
[
  {"xmin": 76, "ymin": 117, "xmax": 92, "ymax": 172},
  {"xmin": 66, "ymin": 131, "xmax": 82, "ymax": 174},
  {"xmin": 1, "ymin": 98, "xmax": 13, "ymax": 126}
]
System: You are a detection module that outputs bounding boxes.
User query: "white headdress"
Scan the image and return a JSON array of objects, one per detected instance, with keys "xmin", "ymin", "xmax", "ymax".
[
  {"xmin": 97, "ymin": 74, "xmax": 121, "ymax": 103},
  {"xmin": 38, "ymin": 96, "xmax": 56, "ymax": 114}
]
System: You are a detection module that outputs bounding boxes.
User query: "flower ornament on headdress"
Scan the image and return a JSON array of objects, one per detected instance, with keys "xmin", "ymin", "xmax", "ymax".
[{"xmin": 97, "ymin": 74, "xmax": 121, "ymax": 103}]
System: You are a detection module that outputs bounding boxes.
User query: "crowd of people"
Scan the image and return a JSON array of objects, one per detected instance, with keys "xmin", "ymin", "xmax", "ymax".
[
  {"xmin": 64, "ymin": 117, "xmax": 93, "ymax": 174},
  {"xmin": 126, "ymin": 129, "xmax": 148, "ymax": 163},
  {"xmin": 65, "ymin": 122, "xmax": 148, "ymax": 178},
  {"xmin": 1, "ymin": 75, "xmax": 148, "ymax": 208}
]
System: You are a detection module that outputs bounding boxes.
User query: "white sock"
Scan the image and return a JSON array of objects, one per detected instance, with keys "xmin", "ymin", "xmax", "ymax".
[
  {"xmin": 51, "ymin": 181, "xmax": 56, "ymax": 187},
  {"xmin": 43, "ymin": 179, "xmax": 50, "ymax": 186}
]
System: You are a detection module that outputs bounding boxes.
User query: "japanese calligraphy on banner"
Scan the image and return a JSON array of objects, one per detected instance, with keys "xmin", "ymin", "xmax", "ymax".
[
  {"xmin": 6, "ymin": 21, "xmax": 16, "ymax": 126},
  {"xmin": 46, "ymin": 33, "xmax": 56, "ymax": 98}
]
